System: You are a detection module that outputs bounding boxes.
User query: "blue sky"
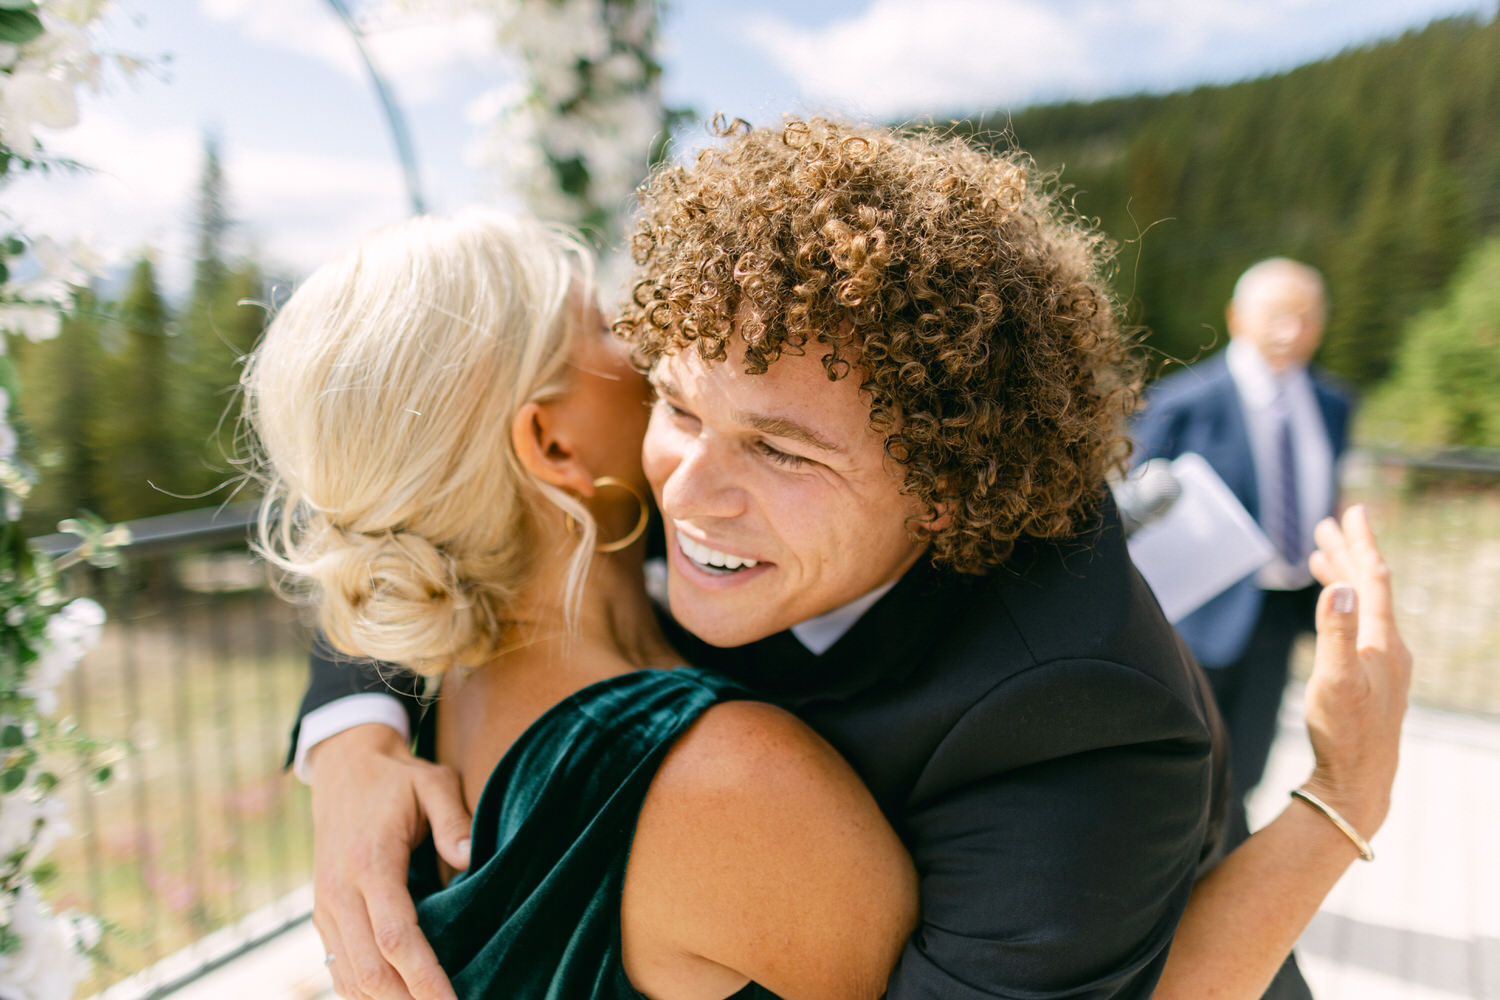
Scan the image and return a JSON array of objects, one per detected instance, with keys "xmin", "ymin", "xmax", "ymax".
[{"xmin": 7, "ymin": 0, "xmax": 1497, "ymax": 296}]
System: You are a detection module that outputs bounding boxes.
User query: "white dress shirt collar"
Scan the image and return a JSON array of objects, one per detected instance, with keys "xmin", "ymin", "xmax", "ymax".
[{"xmin": 789, "ymin": 578, "xmax": 901, "ymax": 654}]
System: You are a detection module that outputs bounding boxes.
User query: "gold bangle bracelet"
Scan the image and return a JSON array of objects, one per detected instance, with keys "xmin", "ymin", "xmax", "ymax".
[{"xmin": 1290, "ymin": 788, "xmax": 1375, "ymax": 862}]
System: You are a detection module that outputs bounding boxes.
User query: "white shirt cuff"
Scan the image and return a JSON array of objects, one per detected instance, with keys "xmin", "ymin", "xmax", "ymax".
[{"xmin": 293, "ymin": 693, "xmax": 412, "ymax": 784}]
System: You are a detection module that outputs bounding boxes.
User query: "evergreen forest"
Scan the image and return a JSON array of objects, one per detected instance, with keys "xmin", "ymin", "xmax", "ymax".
[
  {"xmin": 13, "ymin": 139, "xmax": 275, "ymax": 535},
  {"xmin": 957, "ymin": 13, "xmax": 1500, "ymax": 445}
]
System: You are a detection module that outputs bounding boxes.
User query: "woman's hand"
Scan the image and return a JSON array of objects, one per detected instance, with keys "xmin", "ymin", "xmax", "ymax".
[
  {"xmin": 309, "ymin": 724, "xmax": 472, "ymax": 1000},
  {"xmin": 1155, "ymin": 504, "xmax": 1413, "ymax": 999},
  {"xmin": 1301, "ymin": 504, "xmax": 1413, "ymax": 840}
]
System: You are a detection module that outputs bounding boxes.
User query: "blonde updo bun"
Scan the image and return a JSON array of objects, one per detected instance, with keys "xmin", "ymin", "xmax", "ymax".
[{"xmin": 243, "ymin": 210, "xmax": 594, "ymax": 675}]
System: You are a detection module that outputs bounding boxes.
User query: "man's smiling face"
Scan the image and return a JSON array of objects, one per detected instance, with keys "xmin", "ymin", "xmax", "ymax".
[{"xmin": 642, "ymin": 337, "xmax": 931, "ymax": 647}]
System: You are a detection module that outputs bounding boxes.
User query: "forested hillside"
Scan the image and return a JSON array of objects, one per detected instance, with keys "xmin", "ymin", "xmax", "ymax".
[{"xmin": 956, "ymin": 13, "xmax": 1500, "ymax": 400}]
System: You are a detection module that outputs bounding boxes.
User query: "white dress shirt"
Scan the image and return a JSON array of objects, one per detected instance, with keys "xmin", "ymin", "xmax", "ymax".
[
  {"xmin": 294, "ymin": 566, "xmax": 901, "ymax": 780},
  {"xmin": 1224, "ymin": 339, "xmax": 1334, "ymax": 591}
]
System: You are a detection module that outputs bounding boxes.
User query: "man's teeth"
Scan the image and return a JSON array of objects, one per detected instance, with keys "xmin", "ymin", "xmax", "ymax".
[{"xmin": 678, "ymin": 533, "xmax": 758, "ymax": 571}]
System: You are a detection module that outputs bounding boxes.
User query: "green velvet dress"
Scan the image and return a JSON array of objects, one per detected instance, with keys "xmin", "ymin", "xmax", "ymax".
[{"xmin": 411, "ymin": 666, "xmax": 778, "ymax": 1000}]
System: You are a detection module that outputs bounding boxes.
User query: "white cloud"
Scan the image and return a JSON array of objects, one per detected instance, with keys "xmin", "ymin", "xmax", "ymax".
[
  {"xmin": 741, "ymin": 0, "xmax": 1096, "ymax": 120},
  {"xmin": 6, "ymin": 111, "xmax": 410, "ymax": 295},
  {"xmin": 739, "ymin": 0, "xmax": 1499, "ymax": 118},
  {"xmin": 225, "ymin": 144, "xmax": 411, "ymax": 280},
  {"xmin": 5, "ymin": 116, "xmax": 201, "ymax": 289},
  {"xmin": 196, "ymin": 0, "xmax": 501, "ymax": 105}
]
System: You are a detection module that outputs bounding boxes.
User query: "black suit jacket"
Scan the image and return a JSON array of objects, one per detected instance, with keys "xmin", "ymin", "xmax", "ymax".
[{"xmin": 294, "ymin": 496, "xmax": 1236, "ymax": 998}]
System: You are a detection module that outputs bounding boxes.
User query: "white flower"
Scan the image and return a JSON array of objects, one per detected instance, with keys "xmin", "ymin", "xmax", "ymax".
[
  {"xmin": 100, "ymin": 525, "xmax": 132, "ymax": 547},
  {"xmin": 0, "ymin": 305, "xmax": 63, "ymax": 343},
  {"xmin": 596, "ymin": 51, "xmax": 644, "ymax": 89},
  {"xmin": 0, "ymin": 885, "xmax": 91, "ymax": 1000},
  {"xmin": 0, "ymin": 784, "xmax": 70, "ymax": 862},
  {"xmin": 28, "ymin": 235, "xmax": 91, "ymax": 288},
  {"xmin": 50, "ymin": 597, "xmax": 106, "ymax": 655},
  {"xmin": 0, "ymin": 68, "xmax": 80, "ymax": 152},
  {"xmin": 41, "ymin": 0, "xmax": 111, "ymax": 27},
  {"xmin": 20, "ymin": 599, "xmax": 104, "ymax": 715},
  {"xmin": 0, "ymin": 788, "xmax": 41, "ymax": 860},
  {"xmin": 63, "ymin": 236, "xmax": 105, "ymax": 277}
]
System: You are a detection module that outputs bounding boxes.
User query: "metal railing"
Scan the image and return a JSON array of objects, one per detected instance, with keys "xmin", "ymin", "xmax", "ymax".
[
  {"xmin": 39, "ymin": 445, "xmax": 1500, "ymax": 996},
  {"xmin": 41, "ymin": 504, "xmax": 316, "ymax": 998},
  {"xmin": 1325, "ymin": 447, "xmax": 1500, "ymax": 716}
]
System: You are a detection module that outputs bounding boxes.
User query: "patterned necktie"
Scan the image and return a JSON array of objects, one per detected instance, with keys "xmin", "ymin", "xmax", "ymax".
[{"xmin": 1269, "ymin": 392, "xmax": 1302, "ymax": 566}]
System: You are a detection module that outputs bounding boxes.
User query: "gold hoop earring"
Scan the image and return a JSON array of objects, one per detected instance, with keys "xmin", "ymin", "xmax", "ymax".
[{"xmin": 591, "ymin": 476, "xmax": 649, "ymax": 553}]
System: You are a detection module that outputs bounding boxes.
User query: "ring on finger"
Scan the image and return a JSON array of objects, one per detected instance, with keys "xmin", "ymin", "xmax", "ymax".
[{"xmin": 324, "ymin": 952, "xmax": 336, "ymax": 966}]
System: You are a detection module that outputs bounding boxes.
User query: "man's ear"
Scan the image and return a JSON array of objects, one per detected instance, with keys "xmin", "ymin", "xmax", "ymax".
[
  {"xmin": 511, "ymin": 400, "xmax": 594, "ymax": 496},
  {"xmin": 922, "ymin": 504, "xmax": 953, "ymax": 535},
  {"xmin": 909, "ymin": 497, "xmax": 951, "ymax": 537}
]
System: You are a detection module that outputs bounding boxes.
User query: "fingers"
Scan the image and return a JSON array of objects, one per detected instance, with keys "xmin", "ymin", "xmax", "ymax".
[
  {"xmin": 1311, "ymin": 583, "xmax": 1360, "ymax": 692},
  {"xmin": 414, "ymin": 765, "xmax": 473, "ymax": 872},
  {"xmin": 307, "ymin": 729, "xmax": 460, "ymax": 1000},
  {"xmin": 1311, "ymin": 515, "xmax": 1353, "ymax": 586},
  {"xmin": 363, "ymin": 875, "xmax": 458, "ymax": 1000},
  {"xmin": 316, "ymin": 913, "xmax": 354, "ymax": 998},
  {"xmin": 319, "ymin": 879, "xmax": 418, "ymax": 1000},
  {"xmin": 1311, "ymin": 506, "xmax": 1399, "ymax": 650},
  {"xmin": 1340, "ymin": 506, "xmax": 1397, "ymax": 651}
]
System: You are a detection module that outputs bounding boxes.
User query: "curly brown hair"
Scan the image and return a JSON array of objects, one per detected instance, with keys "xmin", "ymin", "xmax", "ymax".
[{"xmin": 618, "ymin": 116, "xmax": 1141, "ymax": 573}]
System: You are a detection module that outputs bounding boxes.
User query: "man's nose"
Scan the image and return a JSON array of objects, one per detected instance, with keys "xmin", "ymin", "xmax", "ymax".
[{"xmin": 659, "ymin": 437, "xmax": 744, "ymax": 521}]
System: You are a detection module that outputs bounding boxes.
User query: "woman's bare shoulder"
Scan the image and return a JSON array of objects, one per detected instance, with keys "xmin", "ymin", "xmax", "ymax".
[{"xmin": 622, "ymin": 699, "xmax": 917, "ymax": 1000}]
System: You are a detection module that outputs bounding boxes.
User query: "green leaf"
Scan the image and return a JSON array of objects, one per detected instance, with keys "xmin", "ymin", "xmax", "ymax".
[
  {"xmin": 0, "ymin": 723, "xmax": 22, "ymax": 748},
  {"xmin": 0, "ymin": 9, "xmax": 43, "ymax": 45},
  {"xmin": 1, "ymin": 764, "xmax": 26, "ymax": 792},
  {"xmin": 0, "ymin": 354, "xmax": 17, "ymax": 399},
  {"xmin": 92, "ymin": 764, "xmax": 112, "ymax": 786}
]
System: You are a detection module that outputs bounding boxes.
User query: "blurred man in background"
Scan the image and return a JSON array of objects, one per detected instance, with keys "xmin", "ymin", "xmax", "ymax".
[{"xmin": 1134, "ymin": 258, "xmax": 1353, "ymax": 801}]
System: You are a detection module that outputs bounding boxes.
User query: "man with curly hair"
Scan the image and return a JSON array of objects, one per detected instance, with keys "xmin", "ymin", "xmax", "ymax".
[{"xmin": 293, "ymin": 119, "xmax": 1319, "ymax": 999}]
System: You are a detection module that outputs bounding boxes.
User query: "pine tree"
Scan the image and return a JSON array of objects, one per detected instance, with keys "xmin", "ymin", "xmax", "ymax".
[
  {"xmin": 97, "ymin": 257, "xmax": 179, "ymax": 519},
  {"xmin": 13, "ymin": 292, "xmax": 108, "ymax": 534},
  {"xmin": 174, "ymin": 134, "xmax": 264, "ymax": 502}
]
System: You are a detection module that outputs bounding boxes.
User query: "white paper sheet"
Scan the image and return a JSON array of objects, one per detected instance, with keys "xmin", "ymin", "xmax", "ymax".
[{"xmin": 1126, "ymin": 453, "xmax": 1275, "ymax": 623}]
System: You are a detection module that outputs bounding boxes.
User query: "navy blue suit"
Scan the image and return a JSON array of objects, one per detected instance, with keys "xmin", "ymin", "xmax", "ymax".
[{"xmin": 1133, "ymin": 351, "xmax": 1352, "ymax": 793}]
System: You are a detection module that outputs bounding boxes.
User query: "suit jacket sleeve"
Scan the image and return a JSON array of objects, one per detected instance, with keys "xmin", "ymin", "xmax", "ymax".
[
  {"xmin": 1131, "ymin": 386, "xmax": 1191, "ymax": 465},
  {"xmin": 285, "ymin": 633, "xmax": 426, "ymax": 767},
  {"xmin": 883, "ymin": 659, "xmax": 1213, "ymax": 999}
]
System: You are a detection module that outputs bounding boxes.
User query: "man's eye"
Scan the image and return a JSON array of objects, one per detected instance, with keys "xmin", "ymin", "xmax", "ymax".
[
  {"xmin": 656, "ymin": 398, "xmax": 694, "ymax": 422},
  {"xmin": 755, "ymin": 441, "xmax": 808, "ymax": 468}
]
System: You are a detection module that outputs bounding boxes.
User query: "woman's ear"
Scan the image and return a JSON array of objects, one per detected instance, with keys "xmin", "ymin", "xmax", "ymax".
[{"xmin": 511, "ymin": 400, "xmax": 594, "ymax": 496}]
